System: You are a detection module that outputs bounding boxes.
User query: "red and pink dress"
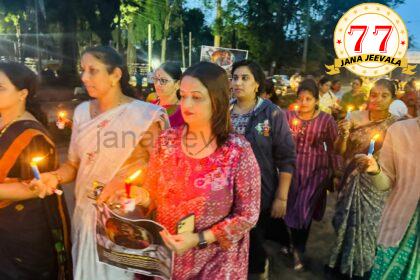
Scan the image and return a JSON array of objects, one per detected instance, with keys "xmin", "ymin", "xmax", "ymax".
[{"xmin": 144, "ymin": 127, "xmax": 261, "ymax": 279}]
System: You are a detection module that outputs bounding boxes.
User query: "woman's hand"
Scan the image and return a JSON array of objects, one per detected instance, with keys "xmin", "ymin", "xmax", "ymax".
[
  {"xmin": 338, "ymin": 119, "xmax": 351, "ymax": 138},
  {"xmin": 29, "ymin": 172, "xmax": 59, "ymax": 198},
  {"xmin": 100, "ymin": 186, "xmax": 150, "ymax": 208},
  {"xmin": 271, "ymin": 198, "xmax": 287, "ymax": 218},
  {"xmin": 159, "ymin": 230, "xmax": 199, "ymax": 255},
  {"xmin": 354, "ymin": 154, "xmax": 380, "ymax": 173}
]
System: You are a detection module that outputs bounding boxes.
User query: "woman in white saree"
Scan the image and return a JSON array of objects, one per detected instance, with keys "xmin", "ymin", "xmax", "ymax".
[{"xmin": 33, "ymin": 46, "xmax": 168, "ymax": 279}]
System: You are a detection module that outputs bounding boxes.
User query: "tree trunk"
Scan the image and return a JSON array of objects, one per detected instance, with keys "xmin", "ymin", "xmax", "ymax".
[
  {"xmin": 214, "ymin": 0, "xmax": 222, "ymax": 47},
  {"xmin": 180, "ymin": 7, "xmax": 186, "ymax": 68},
  {"xmin": 161, "ymin": 1, "xmax": 172, "ymax": 63},
  {"xmin": 15, "ymin": 21, "xmax": 22, "ymax": 62},
  {"xmin": 127, "ymin": 22, "xmax": 136, "ymax": 74},
  {"xmin": 60, "ymin": 1, "xmax": 78, "ymax": 84}
]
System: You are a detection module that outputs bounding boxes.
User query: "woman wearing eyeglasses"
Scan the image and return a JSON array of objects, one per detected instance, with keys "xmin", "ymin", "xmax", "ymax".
[{"xmin": 153, "ymin": 62, "xmax": 185, "ymax": 127}]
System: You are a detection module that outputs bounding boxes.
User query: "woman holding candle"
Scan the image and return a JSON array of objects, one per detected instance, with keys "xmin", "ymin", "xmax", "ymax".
[
  {"xmin": 327, "ymin": 79, "xmax": 400, "ymax": 279},
  {"xmin": 284, "ymin": 79, "xmax": 342, "ymax": 270},
  {"xmin": 106, "ymin": 62, "xmax": 261, "ymax": 279},
  {"xmin": 0, "ymin": 62, "xmax": 72, "ymax": 279},
  {"xmin": 33, "ymin": 46, "xmax": 168, "ymax": 280},
  {"xmin": 340, "ymin": 77, "xmax": 368, "ymax": 115},
  {"xmin": 229, "ymin": 60, "xmax": 296, "ymax": 277},
  {"xmin": 353, "ymin": 117, "xmax": 419, "ymax": 280},
  {"xmin": 152, "ymin": 62, "xmax": 185, "ymax": 127}
]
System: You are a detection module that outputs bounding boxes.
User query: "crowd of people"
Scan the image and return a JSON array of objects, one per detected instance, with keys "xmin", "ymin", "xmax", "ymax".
[{"xmin": 0, "ymin": 45, "xmax": 418, "ymax": 280}]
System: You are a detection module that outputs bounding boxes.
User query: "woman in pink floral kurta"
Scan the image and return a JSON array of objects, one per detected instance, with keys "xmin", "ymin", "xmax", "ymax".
[
  {"xmin": 145, "ymin": 127, "xmax": 260, "ymax": 279},
  {"xmin": 144, "ymin": 62, "xmax": 261, "ymax": 279}
]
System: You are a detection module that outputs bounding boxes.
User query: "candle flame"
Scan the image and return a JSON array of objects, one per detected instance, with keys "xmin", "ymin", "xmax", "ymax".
[
  {"xmin": 372, "ymin": 134, "xmax": 380, "ymax": 141},
  {"xmin": 125, "ymin": 170, "xmax": 142, "ymax": 184},
  {"xmin": 58, "ymin": 111, "xmax": 67, "ymax": 118},
  {"xmin": 292, "ymin": 118, "xmax": 300, "ymax": 126},
  {"xmin": 347, "ymin": 105, "xmax": 354, "ymax": 112},
  {"xmin": 293, "ymin": 104, "xmax": 300, "ymax": 111},
  {"xmin": 31, "ymin": 156, "xmax": 45, "ymax": 164}
]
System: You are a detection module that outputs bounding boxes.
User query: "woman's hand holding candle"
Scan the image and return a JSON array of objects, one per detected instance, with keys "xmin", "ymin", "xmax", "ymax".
[
  {"xmin": 345, "ymin": 105, "xmax": 354, "ymax": 121},
  {"xmin": 367, "ymin": 134, "xmax": 380, "ymax": 156},
  {"xmin": 29, "ymin": 172, "xmax": 59, "ymax": 198},
  {"xmin": 30, "ymin": 157, "xmax": 63, "ymax": 196},
  {"xmin": 291, "ymin": 118, "xmax": 300, "ymax": 129},
  {"xmin": 338, "ymin": 119, "xmax": 351, "ymax": 139},
  {"xmin": 354, "ymin": 154, "xmax": 380, "ymax": 174}
]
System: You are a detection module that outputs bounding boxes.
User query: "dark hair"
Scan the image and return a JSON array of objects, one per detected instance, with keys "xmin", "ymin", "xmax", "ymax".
[
  {"xmin": 372, "ymin": 78, "xmax": 397, "ymax": 98},
  {"xmin": 297, "ymin": 79, "xmax": 319, "ymax": 99},
  {"xmin": 332, "ymin": 79, "xmax": 341, "ymax": 86},
  {"xmin": 159, "ymin": 61, "xmax": 182, "ymax": 81},
  {"xmin": 182, "ymin": 62, "xmax": 231, "ymax": 148},
  {"xmin": 0, "ymin": 62, "xmax": 47, "ymax": 126},
  {"xmin": 264, "ymin": 78, "xmax": 280, "ymax": 105},
  {"xmin": 158, "ymin": 61, "xmax": 182, "ymax": 99},
  {"xmin": 318, "ymin": 76, "xmax": 331, "ymax": 86},
  {"xmin": 82, "ymin": 45, "xmax": 135, "ymax": 97},
  {"xmin": 231, "ymin": 60, "xmax": 266, "ymax": 96},
  {"xmin": 353, "ymin": 77, "xmax": 363, "ymax": 85},
  {"xmin": 405, "ymin": 78, "xmax": 416, "ymax": 93}
]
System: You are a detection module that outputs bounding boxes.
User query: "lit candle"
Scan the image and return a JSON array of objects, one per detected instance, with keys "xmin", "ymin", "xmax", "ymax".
[
  {"xmin": 367, "ymin": 134, "xmax": 380, "ymax": 156},
  {"xmin": 291, "ymin": 118, "xmax": 300, "ymax": 132},
  {"xmin": 345, "ymin": 105, "xmax": 354, "ymax": 121},
  {"xmin": 293, "ymin": 104, "xmax": 300, "ymax": 112},
  {"xmin": 125, "ymin": 170, "xmax": 142, "ymax": 198},
  {"xmin": 30, "ymin": 156, "xmax": 63, "ymax": 195},
  {"xmin": 57, "ymin": 111, "xmax": 67, "ymax": 130}
]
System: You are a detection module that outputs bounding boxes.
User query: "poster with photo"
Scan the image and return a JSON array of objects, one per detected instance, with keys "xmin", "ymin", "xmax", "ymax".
[
  {"xmin": 200, "ymin": 45, "xmax": 249, "ymax": 72},
  {"xmin": 96, "ymin": 204, "xmax": 173, "ymax": 280}
]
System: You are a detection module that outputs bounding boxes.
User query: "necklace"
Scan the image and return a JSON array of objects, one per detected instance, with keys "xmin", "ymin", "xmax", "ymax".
[
  {"xmin": 368, "ymin": 111, "xmax": 390, "ymax": 122},
  {"xmin": 234, "ymin": 99, "xmax": 257, "ymax": 115},
  {"xmin": 91, "ymin": 96, "xmax": 125, "ymax": 118},
  {"xmin": 0, "ymin": 113, "xmax": 24, "ymax": 138},
  {"xmin": 184, "ymin": 127, "xmax": 216, "ymax": 156}
]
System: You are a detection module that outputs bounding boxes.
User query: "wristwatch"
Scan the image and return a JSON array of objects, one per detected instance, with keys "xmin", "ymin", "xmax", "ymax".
[{"xmin": 197, "ymin": 231, "xmax": 208, "ymax": 249}]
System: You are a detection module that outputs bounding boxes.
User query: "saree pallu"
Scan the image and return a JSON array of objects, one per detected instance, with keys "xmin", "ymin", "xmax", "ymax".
[
  {"xmin": 0, "ymin": 120, "xmax": 72, "ymax": 280},
  {"xmin": 370, "ymin": 205, "xmax": 419, "ymax": 280},
  {"xmin": 69, "ymin": 101, "xmax": 167, "ymax": 280},
  {"xmin": 328, "ymin": 116, "xmax": 398, "ymax": 278}
]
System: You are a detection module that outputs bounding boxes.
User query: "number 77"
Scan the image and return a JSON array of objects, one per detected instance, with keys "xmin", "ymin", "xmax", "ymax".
[{"xmin": 348, "ymin": 25, "xmax": 393, "ymax": 53}]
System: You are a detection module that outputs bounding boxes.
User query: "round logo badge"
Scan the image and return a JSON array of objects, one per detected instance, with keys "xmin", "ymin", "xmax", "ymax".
[{"xmin": 326, "ymin": 3, "xmax": 415, "ymax": 77}]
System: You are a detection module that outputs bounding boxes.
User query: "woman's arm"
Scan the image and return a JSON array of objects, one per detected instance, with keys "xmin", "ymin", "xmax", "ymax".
[
  {"xmin": 334, "ymin": 119, "xmax": 351, "ymax": 156},
  {"xmin": 210, "ymin": 143, "xmax": 261, "ymax": 249},
  {"xmin": 0, "ymin": 181, "xmax": 42, "ymax": 200},
  {"xmin": 327, "ymin": 118, "xmax": 343, "ymax": 172},
  {"xmin": 370, "ymin": 129, "xmax": 394, "ymax": 191},
  {"xmin": 271, "ymin": 109, "xmax": 296, "ymax": 218},
  {"xmin": 97, "ymin": 121, "xmax": 163, "ymax": 205}
]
